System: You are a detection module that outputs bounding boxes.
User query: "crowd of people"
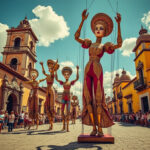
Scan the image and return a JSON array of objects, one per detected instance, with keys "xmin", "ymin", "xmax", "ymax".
[
  {"xmin": 0, "ymin": 110, "xmax": 52, "ymax": 133},
  {"xmin": 112, "ymin": 110, "xmax": 150, "ymax": 127},
  {"xmin": 1, "ymin": 109, "xmax": 150, "ymax": 133}
]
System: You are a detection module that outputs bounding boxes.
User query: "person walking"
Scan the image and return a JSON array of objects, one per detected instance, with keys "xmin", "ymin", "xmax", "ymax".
[{"xmin": 8, "ymin": 111, "xmax": 15, "ymax": 132}]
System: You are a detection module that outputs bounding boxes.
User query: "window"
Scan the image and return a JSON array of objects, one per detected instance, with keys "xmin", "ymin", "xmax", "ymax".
[
  {"xmin": 10, "ymin": 58, "xmax": 18, "ymax": 70},
  {"xmin": 139, "ymin": 69, "xmax": 144, "ymax": 83},
  {"xmin": 14, "ymin": 38, "xmax": 21, "ymax": 48},
  {"xmin": 28, "ymin": 63, "xmax": 32, "ymax": 78},
  {"xmin": 128, "ymin": 103, "xmax": 132, "ymax": 113},
  {"xmin": 30, "ymin": 41, "xmax": 34, "ymax": 50}
]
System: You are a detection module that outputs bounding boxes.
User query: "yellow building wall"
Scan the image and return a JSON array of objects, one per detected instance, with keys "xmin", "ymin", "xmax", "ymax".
[
  {"xmin": 135, "ymin": 43, "xmax": 150, "ymax": 81},
  {"xmin": 113, "ymin": 82, "xmax": 129, "ymax": 114},
  {"xmin": 122, "ymin": 82, "xmax": 139, "ymax": 113}
]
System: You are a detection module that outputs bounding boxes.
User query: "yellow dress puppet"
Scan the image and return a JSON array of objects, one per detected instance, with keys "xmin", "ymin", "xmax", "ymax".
[
  {"xmin": 25, "ymin": 69, "xmax": 46, "ymax": 129},
  {"xmin": 40, "ymin": 60, "xmax": 59, "ymax": 130},
  {"xmin": 75, "ymin": 10, "xmax": 122, "ymax": 136}
]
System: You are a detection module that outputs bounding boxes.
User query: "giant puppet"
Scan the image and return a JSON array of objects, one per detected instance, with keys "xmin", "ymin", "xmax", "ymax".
[
  {"xmin": 40, "ymin": 60, "xmax": 59, "ymax": 130},
  {"xmin": 25, "ymin": 69, "xmax": 46, "ymax": 129},
  {"xmin": 71, "ymin": 95, "xmax": 79, "ymax": 124},
  {"xmin": 55, "ymin": 66, "xmax": 79, "ymax": 132},
  {"xmin": 74, "ymin": 9, "xmax": 122, "ymax": 136}
]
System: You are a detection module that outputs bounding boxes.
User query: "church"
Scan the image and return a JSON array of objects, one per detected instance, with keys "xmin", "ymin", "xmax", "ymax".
[{"xmin": 0, "ymin": 17, "xmax": 47, "ymax": 114}]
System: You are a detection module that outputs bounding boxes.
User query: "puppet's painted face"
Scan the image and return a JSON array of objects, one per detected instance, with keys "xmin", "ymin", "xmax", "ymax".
[
  {"xmin": 49, "ymin": 67, "xmax": 53, "ymax": 73},
  {"xmin": 63, "ymin": 72, "xmax": 70, "ymax": 80},
  {"xmin": 94, "ymin": 24, "xmax": 105, "ymax": 38},
  {"xmin": 48, "ymin": 64, "xmax": 54, "ymax": 73},
  {"xmin": 31, "ymin": 71, "xmax": 38, "ymax": 80}
]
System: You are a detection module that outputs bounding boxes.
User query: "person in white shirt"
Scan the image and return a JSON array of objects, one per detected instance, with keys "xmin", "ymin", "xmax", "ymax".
[
  {"xmin": 19, "ymin": 111, "xmax": 25, "ymax": 128},
  {"xmin": 8, "ymin": 111, "xmax": 15, "ymax": 132}
]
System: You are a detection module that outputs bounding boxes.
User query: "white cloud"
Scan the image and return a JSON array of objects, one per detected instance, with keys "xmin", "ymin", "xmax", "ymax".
[
  {"xmin": 141, "ymin": 11, "xmax": 150, "ymax": 30},
  {"xmin": 29, "ymin": 5, "xmax": 70, "ymax": 47},
  {"xmin": 71, "ymin": 81, "xmax": 83, "ymax": 96},
  {"xmin": 120, "ymin": 38, "xmax": 137, "ymax": 56},
  {"xmin": 0, "ymin": 23, "xmax": 9, "ymax": 55},
  {"xmin": 103, "ymin": 69, "xmax": 136, "ymax": 97}
]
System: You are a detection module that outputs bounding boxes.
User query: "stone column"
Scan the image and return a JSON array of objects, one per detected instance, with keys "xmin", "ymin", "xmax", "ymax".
[{"xmin": 19, "ymin": 82, "xmax": 24, "ymax": 113}]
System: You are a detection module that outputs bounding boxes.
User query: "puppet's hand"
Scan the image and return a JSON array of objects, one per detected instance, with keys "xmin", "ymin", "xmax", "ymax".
[
  {"xmin": 82, "ymin": 9, "xmax": 89, "ymax": 21},
  {"xmin": 115, "ymin": 13, "xmax": 121, "ymax": 24},
  {"xmin": 40, "ymin": 62, "xmax": 43, "ymax": 66}
]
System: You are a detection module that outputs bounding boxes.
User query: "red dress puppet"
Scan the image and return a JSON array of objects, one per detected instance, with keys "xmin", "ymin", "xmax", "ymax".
[
  {"xmin": 55, "ymin": 66, "xmax": 79, "ymax": 132},
  {"xmin": 74, "ymin": 10, "xmax": 122, "ymax": 136}
]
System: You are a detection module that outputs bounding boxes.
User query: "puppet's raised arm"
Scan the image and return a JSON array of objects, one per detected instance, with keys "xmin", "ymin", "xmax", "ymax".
[
  {"xmin": 40, "ymin": 62, "xmax": 48, "ymax": 77},
  {"xmin": 55, "ymin": 72, "xmax": 63, "ymax": 85},
  {"xmin": 74, "ymin": 9, "xmax": 91, "ymax": 46},
  {"xmin": 71, "ymin": 66, "xmax": 79, "ymax": 85},
  {"xmin": 113, "ymin": 13, "xmax": 122, "ymax": 49}
]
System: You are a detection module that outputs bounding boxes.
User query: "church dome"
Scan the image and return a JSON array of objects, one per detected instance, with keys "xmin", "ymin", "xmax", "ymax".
[
  {"xmin": 114, "ymin": 73, "xmax": 120, "ymax": 83},
  {"xmin": 136, "ymin": 26, "xmax": 150, "ymax": 46},
  {"xmin": 17, "ymin": 16, "xmax": 31, "ymax": 29},
  {"xmin": 119, "ymin": 69, "xmax": 131, "ymax": 82}
]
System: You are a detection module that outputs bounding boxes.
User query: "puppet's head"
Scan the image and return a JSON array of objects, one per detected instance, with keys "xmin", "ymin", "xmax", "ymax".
[
  {"xmin": 30, "ymin": 69, "xmax": 39, "ymax": 80},
  {"xmin": 47, "ymin": 59, "xmax": 59, "ymax": 73},
  {"xmin": 91, "ymin": 13, "xmax": 113, "ymax": 38},
  {"xmin": 72, "ymin": 95, "xmax": 78, "ymax": 103},
  {"xmin": 62, "ymin": 66, "xmax": 72, "ymax": 80}
]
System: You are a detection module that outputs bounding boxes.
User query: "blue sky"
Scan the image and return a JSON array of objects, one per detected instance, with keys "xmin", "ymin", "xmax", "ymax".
[{"xmin": 0, "ymin": 0, "xmax": 150, "ymax": 104}]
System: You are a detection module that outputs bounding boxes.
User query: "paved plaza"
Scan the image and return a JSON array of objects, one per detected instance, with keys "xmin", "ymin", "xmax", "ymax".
[{"xmin": 0, "ymin": 120, "xmax": 150, "ymax": 150}]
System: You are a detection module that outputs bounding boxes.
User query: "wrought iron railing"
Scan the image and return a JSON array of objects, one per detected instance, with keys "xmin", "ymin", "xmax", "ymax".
[{"xmin": 134, "ymin": 77, "xmax": 147, "ymax": 90}]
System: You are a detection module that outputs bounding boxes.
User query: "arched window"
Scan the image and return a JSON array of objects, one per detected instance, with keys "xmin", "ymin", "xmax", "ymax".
[
  {"xmin": 10, "ymin": 58, "xmax": 18, "ymax": 70},
  {"xmin": 30, "ymin": 41, "xmax": 34, "ymax": 50},
  {"xmin": 28, "ymin": 63, "xmax": 32, "ymax": 77},
  {"xmin": 14, "ymin": 38, "xmax": 21, "ymax": 48}
]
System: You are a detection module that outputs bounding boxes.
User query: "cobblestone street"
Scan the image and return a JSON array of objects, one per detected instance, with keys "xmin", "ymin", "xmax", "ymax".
[{"xmin": 0, "ymin": 120, "xmax": 150, "ymax": 150}]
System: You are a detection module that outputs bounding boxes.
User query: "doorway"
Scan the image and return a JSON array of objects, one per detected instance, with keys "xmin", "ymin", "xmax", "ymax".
[
  {"xmin": 141, "ymin": 96, "xmax": 149, "ymax": 113},
  {"xmin": 6, "ymin": 94, "xmax": 17, "ymax": 114}
]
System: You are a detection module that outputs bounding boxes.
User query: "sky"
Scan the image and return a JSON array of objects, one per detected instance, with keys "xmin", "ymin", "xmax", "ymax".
[{"xmin": 0, "ymin": 0, "xmax": 150, "ymax": 107}]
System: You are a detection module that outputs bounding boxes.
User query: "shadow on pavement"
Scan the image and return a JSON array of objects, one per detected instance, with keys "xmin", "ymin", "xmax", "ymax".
[
  {"xmin": 118, "ymin": 122, "xmax": 137, "ymax": 127},
  {"xmin": 36, "ymin": 141, "xmax": 103, "ymax": 150},
  {"xmin": 1, "ymin": 129, "xmax": 65, "ymax": 135}
]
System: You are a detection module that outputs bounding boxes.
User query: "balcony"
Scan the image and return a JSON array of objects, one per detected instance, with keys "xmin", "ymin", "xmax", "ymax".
[
  {"xmin": 117, "ymin": 92, "xmax": 123, "ymax": 99},
  {"xmin": 134, "ymin": 78, "xmax": 147, "ymax": 91}
]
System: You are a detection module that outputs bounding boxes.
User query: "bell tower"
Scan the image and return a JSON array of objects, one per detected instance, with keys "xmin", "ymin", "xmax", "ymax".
[
  {"xmin": 133, "ymin": 26, "xmax": 150, "ymax": 91},
  {"xmin": 2, "ymin": 17, "xmax": 38, "ymax": 78}
]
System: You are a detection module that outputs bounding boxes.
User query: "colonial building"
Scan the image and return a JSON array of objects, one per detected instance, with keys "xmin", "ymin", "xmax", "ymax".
[
  {"xmin": 0, "ymin": 17, "xmax": 46, "ymax": 114},
  {"xmin": 107, "ymin": 27, "xmax": 150, "ymax": 114}
]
